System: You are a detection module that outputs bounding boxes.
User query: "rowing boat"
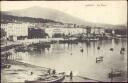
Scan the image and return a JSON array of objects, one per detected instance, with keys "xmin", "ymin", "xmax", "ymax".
[{"xmin": 25, "ymin": 73, "xmax": 65, "ymax": 83}]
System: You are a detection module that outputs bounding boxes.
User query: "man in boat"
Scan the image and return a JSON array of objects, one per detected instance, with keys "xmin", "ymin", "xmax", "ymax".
[{"xmin": 70, "ymin": 71, "xmax": 73, "ymax": 80}]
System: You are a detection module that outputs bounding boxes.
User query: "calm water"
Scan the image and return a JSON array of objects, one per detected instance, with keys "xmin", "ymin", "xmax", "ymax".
[{"xmin": 13, "ymin": 39, "xmax": 127, "ymax": 82}]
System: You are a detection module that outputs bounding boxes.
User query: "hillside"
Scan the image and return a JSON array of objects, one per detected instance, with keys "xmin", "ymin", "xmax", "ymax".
[
  {"xmin": 1, "ymin": 13, "xmax": 62, "ymax": 24},
  {"xmin": 1, "ymin": 6, "xmax": 127, "ymax": 29},
  {"xmin": 2, "ymin": 6, "xmax": 87, "ymax": 25}
]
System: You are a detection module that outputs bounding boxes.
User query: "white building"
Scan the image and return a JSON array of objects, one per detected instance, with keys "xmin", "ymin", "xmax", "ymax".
[
  {"xmin": 91, "ymin": 28, "xmax": 105, "ymax": 34},
  {"xmin": 45, "ymin": 27, "xmax": 86, "ymax": 37},
  {"xmin": 1, "ymin": 23, "xmax": 30, "ymax": 38}
]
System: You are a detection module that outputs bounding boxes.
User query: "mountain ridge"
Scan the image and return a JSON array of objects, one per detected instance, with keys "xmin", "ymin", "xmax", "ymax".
[{"xmin": 1, "ymin": 6, "xmax": 127, "ymax": 28}]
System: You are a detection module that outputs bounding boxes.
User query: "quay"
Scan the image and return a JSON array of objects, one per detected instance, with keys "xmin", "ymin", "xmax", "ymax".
[
  {"xmin": 17, "ymin": 38, "xmax": 64, "ymax": 45},
  {"xmin": 1, "ymin": 37, "xmax": 126, "ymax": 49},
  {"xmin": 1, "ymin": 38, "xmax": 76, "ymax": 52}
]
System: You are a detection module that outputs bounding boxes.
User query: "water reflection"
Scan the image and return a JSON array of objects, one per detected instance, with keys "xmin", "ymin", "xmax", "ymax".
[{"xmin": 13, "ymin": 39, "xmax": 127, "ymax": 82}]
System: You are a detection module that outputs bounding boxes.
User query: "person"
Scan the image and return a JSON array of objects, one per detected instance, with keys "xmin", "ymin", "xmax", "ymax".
[
  {"xmin": 31, "ymin": 72, "xmax": 33, "ymax": 75},
  {"xmin": 120, "ymin": 50, "xmax": 122, "ymax": 54},
  {"xmin": 52, "ymin": 69, "xmax": 56, "ymax": 75},
  {"xmin": 70, "ymin": 71, "xmax": 73, "ymax": 80},
  {"xmin": 80, "ymin": 48, "xmax": 83, "ymax": 53},
  {"xmin": 48, "ymin": 69, "xmax": 51, "ymax": 75}
]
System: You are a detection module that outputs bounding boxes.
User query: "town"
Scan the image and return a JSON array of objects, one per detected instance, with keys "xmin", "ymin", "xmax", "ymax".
[
  {"xmin": 1, "ymin": 22, "xmax": 127, "ymax": 43},
  {"xmin": 1, "ymin": 5, "xmax": 127, "ymax": 82},
  {"xmin": 1, "ymin": 19, "xmax": 127, "ymax": 82}
]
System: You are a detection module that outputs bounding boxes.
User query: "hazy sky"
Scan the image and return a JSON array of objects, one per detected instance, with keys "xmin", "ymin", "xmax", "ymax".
[{"xmin": 1, "ymin": 1, "xmax": 127, "ymax": 25}]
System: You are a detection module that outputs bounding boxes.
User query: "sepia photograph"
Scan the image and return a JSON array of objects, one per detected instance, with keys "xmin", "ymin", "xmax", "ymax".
[{"xmin": 0, "ymin": 1, "xmax": 127, "ymax": 82}]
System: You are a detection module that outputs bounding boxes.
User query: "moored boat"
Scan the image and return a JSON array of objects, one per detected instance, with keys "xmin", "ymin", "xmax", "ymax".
[
  {"xmin": 59, "ymin": 40, "xmax": 78, "ymax": 44},
  {"xmin": 25, "ymin": 73, "xmax": 65, "ymax": 83}
]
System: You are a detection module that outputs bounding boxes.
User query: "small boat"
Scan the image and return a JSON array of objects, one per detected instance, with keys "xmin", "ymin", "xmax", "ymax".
[
  {"xmin": 59, "ymin": 40, "xmax": 78, "ymax": 44},
  {"xmin": 120, "ymin": 50, "xmax": 125, "ymax": 54},
  {"xmin": 108, "ymin": 70, "xmax": 122, "ymax": 78},
  {"xmin": 97, "ymin": 46, "xmax": 100, "ymax": 50},
  {"xmin": 1, "ymin": 63, "xmax": 11, "ymax": 69},
  {"xmin": 96, "ymin": 56, "xmax": 104, "ymax": 63},
  {"xmin": 110, "ymin": 48, "xmax": 114, "ymax": 51},
  {"xmin": 79, "ymin": 37, "xmax": 99, "ymax": 42},
  {"xmin": 89, "ymin": 38, "xmax": 99, "ymax": 41},
  {"xmin": 25, "ymin": 73, "xmax": 65, "ymax": 83},
  {"xmin": 121, "ymin": 48, "xmax": 125, "ymax": 51}
]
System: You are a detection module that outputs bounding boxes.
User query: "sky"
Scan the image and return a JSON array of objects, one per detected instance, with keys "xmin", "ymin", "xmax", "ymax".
[{"xmin": 1, "ymin": 1, "xmax": 127, "ymax": 25}]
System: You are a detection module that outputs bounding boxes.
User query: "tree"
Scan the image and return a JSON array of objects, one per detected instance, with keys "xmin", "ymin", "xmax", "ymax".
[{"xmin": 0, "ymin": 28, "xmax": 6, "ymax": 38}]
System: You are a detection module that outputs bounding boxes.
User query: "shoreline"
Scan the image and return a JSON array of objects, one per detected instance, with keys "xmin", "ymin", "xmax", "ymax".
[
  {"xmin": 2, "ymin": 60, "xmax": 101, "ymax": 82},
  {"xmin": 2, "ymin": 60, "xmax": 64, "ymax": 83},
  {"xmin": 7, "ymin": 60, "xmax": 52, "ymax": 70}
]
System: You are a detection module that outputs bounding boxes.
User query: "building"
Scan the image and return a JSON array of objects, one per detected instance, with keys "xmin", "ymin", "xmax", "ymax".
[
  {"xmin": 1, "ymin": 23, "xmax": 30, "ymax": 41},
  {"xmin": 91, "ymin": 27, "xmax": 105, "ymax": 35},
  {"xmin": 45, "ymin": 27, "xmax": 86, "ymax": 38}
]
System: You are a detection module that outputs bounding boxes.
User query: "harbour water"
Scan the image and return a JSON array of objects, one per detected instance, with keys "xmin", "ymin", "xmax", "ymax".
[{"xmin": 12, "ymin": 39, "xmax": 127, "ymax": 82}]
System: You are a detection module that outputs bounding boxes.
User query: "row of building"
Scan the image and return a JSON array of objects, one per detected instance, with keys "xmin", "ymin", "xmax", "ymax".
[{"xmin": 1, "ymin": 23, "xmax": 117, "ymax": 41}]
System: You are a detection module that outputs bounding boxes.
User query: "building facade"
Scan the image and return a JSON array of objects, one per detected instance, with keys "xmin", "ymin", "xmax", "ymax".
[
  {"xmin": 1, "ymin": 23, "xmax": 30, "ymax": 41},
  {"xmin": 1, "ymin": 23, "xmax": 29, "ymax": 37},
  {"xmin": 45, "ymin": 27, "xmax": 87, "ymax": 37}
]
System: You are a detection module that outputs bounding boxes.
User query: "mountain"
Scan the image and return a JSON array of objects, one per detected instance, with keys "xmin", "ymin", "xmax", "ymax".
[
  {"xmin": 2, "ymin": 6, "xmax": 86, "ymax": 24},
  {"xmin": 1, "ymin": 6, "xmax": 127, "ymax": 28}
]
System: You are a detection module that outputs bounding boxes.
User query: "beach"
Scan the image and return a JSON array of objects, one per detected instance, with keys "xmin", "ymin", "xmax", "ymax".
[{"xmin": 1, "ymin": 60, "xmax": 101, "ymax": 82}]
